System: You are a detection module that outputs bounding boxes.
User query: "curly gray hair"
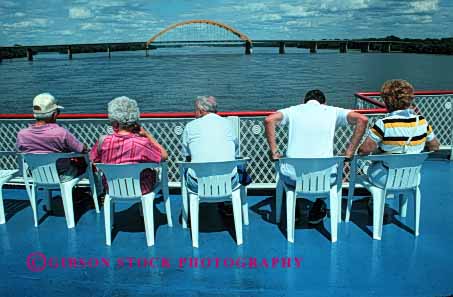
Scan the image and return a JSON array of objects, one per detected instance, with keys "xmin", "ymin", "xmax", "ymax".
[
  {"xmin": 195, "ymin": 96, "xmax": 217, "ymax": 113},
  {"xmin": 108, "ymin": 96, "xmax": 140, "ymax": 127}
]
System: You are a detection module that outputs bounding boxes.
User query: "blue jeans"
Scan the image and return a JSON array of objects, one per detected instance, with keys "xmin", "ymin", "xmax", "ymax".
[
  {"xmin": 280, "ymin": 173, "xmax": 337, "ymax": 188},
  {"xmin": 366, "ymin": 161, "xmax": 388, "ymax": 188},
  {"xmin": 184, "ymin": 170, "xmax": 241, "ymax": 193}
]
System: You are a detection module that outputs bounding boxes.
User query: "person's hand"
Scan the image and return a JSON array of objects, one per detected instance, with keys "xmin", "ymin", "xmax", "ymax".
[
  {"xmin": 138, "ymin": 126, "xmax": 151, "ymax": 138},
  {"xmin": 270, "ymin": 151, "xmax": 281, "ymax": 160}
]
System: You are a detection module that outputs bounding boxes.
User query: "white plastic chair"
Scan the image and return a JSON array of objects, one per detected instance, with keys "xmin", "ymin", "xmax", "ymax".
[
  {"xmin": 22, "ymin": 153, "xmax": 100, "ymax": 228},
  {"xmin": 178, "ymin": 159, "xmax": 249, "ymax": 248},
  {"xmin": 275, "ymin": 157, "xmax": 344, "ymax": 243},
  {"xmin": 95, "ymin": 162, "xmax": 172, "ymax": 247},
  {"xmin": 0, "ymin": 169, "xmax": 19, "ymax": 224},
  {"xmin": 345, "ymin": 153, "xmax": 430, "ymax": 240}
]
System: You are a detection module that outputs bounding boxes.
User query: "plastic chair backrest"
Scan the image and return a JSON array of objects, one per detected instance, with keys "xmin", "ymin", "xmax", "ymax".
[
  {"xmin": 96, "ymin": 163, "xmax": 162, "ymax": 199},
  {"xmin": 179, "ymin": 159, "xmax": 247, "ymax": 200},
  {"xmin": 278, "ymin": 157, "xmax": 344, "ymax": 195},
  {"xmin": 360, "ymin": 153, "xmax": 429, "ymax": 190},
  {"xmin": 23, "ymin": 153, "xmax": 85, "ymax": 186}
]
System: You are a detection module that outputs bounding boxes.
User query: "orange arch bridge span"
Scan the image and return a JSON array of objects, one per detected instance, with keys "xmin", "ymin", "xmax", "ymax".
[{"xmin": 146, "ymin": 20, "xmax": 253, "ymax": 54}]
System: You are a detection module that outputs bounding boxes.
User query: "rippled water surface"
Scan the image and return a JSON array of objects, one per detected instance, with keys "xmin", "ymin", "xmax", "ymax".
[{"xmin": 1, "ymin": 47, "xmax": 452, "ymax": 113}]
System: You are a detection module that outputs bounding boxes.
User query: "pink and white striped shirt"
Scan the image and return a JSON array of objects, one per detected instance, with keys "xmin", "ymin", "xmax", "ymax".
[{"xmin": 90, "ymin": 133, "xmax": 162, "ymax": 194}]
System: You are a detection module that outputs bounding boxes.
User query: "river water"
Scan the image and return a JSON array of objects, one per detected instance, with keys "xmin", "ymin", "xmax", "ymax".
[{"xmin": 1, "ymin": 47, "xmax": 452, "ymax": 114}]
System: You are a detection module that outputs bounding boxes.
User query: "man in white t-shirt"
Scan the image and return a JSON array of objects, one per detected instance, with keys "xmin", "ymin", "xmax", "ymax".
[
  {"xmin": 265, "ymin": 90, "xmax": 368, "ymax": 224},
  {"xmin": 182, "ymin": 96, "xmax": 248, "ymax": 215}
]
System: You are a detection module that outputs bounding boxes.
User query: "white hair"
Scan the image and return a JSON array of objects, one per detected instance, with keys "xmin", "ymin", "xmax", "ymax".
[
  {"xmin": 195, "ymin": 96, "xmax": 217, "ymax": 113},
  {"xmin": 107, "ymin": 96, "xmax": 140, "ymax": 127}
]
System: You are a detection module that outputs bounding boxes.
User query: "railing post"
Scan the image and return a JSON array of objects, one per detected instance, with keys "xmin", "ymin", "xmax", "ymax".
[
  {"xmin": 279, "ymin": 41, "xmax": 285, "ymax": 54},
  {"xmin": 361, "ymin": 42, "xmax": 370, "ymax": 53},
  {"xmin": 68, "ymin": 46, "xmax": 73, "ymax": 60},
  {"xmin": 340, "ymin": 42, "xmax": 348, "ymax": 53},
  {"xmin": 450, "ymin": 96, "xmax": 453, "ymax": 160},
  {"xmin": 26, "ymin": 48, "xmax": 33, "ymax": 61},
  {"xmin": 310, "ymin": 42, "xmax": 317, "ymax": 53},
  {"xmin": 245, "ymin": 41, "xmax": 252, "ymax": 55}
]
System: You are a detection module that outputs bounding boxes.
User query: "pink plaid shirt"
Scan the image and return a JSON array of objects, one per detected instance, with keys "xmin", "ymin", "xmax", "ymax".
[{"xmin": 90, "ymin": 133, "xmax": 162, "ymax": 194}]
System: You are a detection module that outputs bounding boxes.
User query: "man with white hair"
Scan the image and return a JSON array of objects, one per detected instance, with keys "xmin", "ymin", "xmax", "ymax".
[
  {"xmin": 90, "ymin": 96, "xmax": 168, "ymax": 194},
  {"xmin": 182, "ymin": 96, "xmax": 245, "ymax": 214},
  {"xmin": 16, "ymin": 92, "xmax": 87, "ymax": 182}
]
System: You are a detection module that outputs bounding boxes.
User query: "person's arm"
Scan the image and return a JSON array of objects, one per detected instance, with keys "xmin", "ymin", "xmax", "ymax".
[
  {"xmin": 358, "ymin": 137, "xmax": 379, "ymax": 155},
  {"xmin": 139, "ymin": 127, "xmax": 168, "ymax": 161},
  {"xmin": 64, "ymin": 130, "xmax": 86, "ymax": 153},
  {"xmin": 425, "ymin": 124, "xmax": 440, "ymax": 151},
  {"xmin": 344, "ymin": 111, "xmax": 369, "ymax": 158},
  {"xmin": 264, "ymin": 112, "xmax": 284, "ymax": 160}
]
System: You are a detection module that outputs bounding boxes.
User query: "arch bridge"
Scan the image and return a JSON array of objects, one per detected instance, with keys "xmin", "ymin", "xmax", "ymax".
[{"xmin": 146, "ymin": 20, "xmax": 253, "ymax": 54}]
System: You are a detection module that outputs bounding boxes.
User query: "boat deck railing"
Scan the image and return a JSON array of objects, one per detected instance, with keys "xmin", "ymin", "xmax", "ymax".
[{"xmin": 1, "ymin": 90, "xmax": 452, "ymax": 188}]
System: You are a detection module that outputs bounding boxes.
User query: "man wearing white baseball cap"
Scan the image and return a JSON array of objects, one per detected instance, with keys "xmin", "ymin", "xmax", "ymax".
[{"xmin": 16, "ymin": 93, "xmax": 88, "ymax": 182}]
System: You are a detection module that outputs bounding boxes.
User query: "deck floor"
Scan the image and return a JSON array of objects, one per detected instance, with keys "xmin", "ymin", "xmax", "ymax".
[{"xmin": 1, "ymin": 160, "xmax": 453, "ymax": 296}]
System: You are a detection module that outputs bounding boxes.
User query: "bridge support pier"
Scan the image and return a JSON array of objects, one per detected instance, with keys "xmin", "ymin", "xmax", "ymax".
[
  {"xmin": 279, "ymin": 42, "xmax": 285, "ymax": 54},
  {"xmin": 26, "ymin": 48, "xmax": 33, "ymax": 61},
  {"xmin": 310, "ymin": 42, "xmax": 317, "ymax": 53},
  {"xmin": 107, "ymin": 46, "xmax": 111, "ymax": 58},
  {"xmin": 340, "ymin": 42, "xmax": 348, "ymax": 53},
  {"xmin": 381, "ymin": 43, "xmax": 391, "ymax": 53},
  {"xmin": 245, "ymin": 41, "xmax": 252, "ymax": 55},
  {"xmin": 145, "ymin": 46, "xmax": 149, "ymax": 57},
  {"xmin": 361, "ymin": 43, "xmax": 370, "ymax": 53},
  {"xmin": 68, "ymin": 46, "xmax": 73, "ymax": 60}
]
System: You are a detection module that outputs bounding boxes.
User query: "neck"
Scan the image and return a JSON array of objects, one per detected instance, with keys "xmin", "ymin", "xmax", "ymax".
[{"xmin": 35, "ymin": 120, "xmax": 54, "ymax": 126}]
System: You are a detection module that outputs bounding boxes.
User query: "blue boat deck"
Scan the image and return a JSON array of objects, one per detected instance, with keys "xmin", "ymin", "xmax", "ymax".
[{"xmin": 1, "ymin": 160, "xmax": 453, "ymax": 296}]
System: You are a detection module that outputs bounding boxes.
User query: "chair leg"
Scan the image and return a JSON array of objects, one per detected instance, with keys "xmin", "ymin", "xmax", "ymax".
[
  {"xmin": 240, "ymin": 186, "xmax": 249, "ymax": 226},
  {"xmin": 30, "ymin": 186, "xmax": 38, "ymax": 227},
  {"xmin": 0, "ymin": 188, "xmax": 5, "ymax": 224},
  {"xmin": 373, "ymin": 192, "xmax": 385, "ymax": 240},
  {"xmin": 61, "ymin": 185, "xmax": 75, "ymax": 229},
  {"xmin": 232, "ymin": 190, "xmax": 243, "ymax": 245},
  {"xmin": 286, "ymin": 190, "xmax": 296, "ymax": 243},
  {"xmin": 103, "ymin": 195, "xmax": 112, "ymax": 246},
  {"xmin": 276, "ymin": 179, "xmax": 283, "ymax": 224},
  {"xmin": 345, "ymin": 184, "xmax": 355, "ymax": 223},
  {"xmin": 162, "ymin": 184, "xmax": 173, "ymax": 227},
  {"xmin": 414, "ymin": 188, "xmax": 421, "ymax": 236},
  {"xmin": 337, "ymin": 188, "xmax": 342, "ymax": 223},
  {"xmin": 189, "ymin": 194, "xmax": 199, "ymax": 248},
  {"xmin": 181, "ymin": 185, "xmax": 189, "ymax": 229},
  {"xmin": 142, "ymin": 194, "xmax": 155, "ymax": 247},
  {"xmin": 399, "ymin": 194, "xmax": 408, "ymax": 218},
  {"xmin": 87, "ymin": 170, "xmax": 100, "ymax": 213},
  {"xmin": 330, "ymin": 189, "xmax": 339, "ymax": 243}
]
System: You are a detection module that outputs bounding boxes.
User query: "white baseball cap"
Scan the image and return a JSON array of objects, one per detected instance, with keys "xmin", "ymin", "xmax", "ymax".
[{"xmin": 32, "ymin": 93, "xmax": 64, "ymax": 114}]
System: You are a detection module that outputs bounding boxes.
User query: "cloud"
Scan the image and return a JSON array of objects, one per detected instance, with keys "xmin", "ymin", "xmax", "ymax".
[
  {"xmin": 69, "ymin": 7, "xmax": 92, "ymax": 19},
  {"xmin": 258, "ymin": 14, "xmax": 282, "ymax": 21},
  {"xmin": 81, "ymin": 23, "xmax": 102, "ymax": 30},
  {"xmin": 14, "ymin": 12, "xmax": 25, "ymax": 17},
  {"xmin": 3, "ymin": 18, "xmax": 49, "ymax": 29},
  {"xmin": 409, "ymin": 0, "xmax": 439, "ymax": 13}
]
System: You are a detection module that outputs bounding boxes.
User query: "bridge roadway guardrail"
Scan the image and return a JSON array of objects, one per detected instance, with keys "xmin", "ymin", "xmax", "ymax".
[{"xmin": 1, "ymin": 92, "xmax": 451, "ymax": 188}]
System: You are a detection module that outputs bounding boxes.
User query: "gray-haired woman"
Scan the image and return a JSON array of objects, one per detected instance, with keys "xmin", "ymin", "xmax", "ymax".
[{"xmin": 90, "ymin": 96, "xmax": 168, "ymax": 194}]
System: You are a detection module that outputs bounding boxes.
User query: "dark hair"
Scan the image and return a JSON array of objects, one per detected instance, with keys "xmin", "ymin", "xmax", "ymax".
[{"xmin": 304, "ymin": 89, "xmax": 326, "ymax": 104}]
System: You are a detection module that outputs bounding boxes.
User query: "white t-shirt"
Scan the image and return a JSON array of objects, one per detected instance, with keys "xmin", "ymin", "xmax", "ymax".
[
  {"xmin": 182, "ymin": 112, "xmax": 238, "ymax": 161},
  {"xmin": 278, "ymin": 100, "xmax": 351, "ymax": 180}
]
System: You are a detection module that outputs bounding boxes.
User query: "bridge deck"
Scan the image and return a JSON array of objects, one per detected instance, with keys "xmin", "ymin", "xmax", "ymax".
[{"xmin": 1, "ymin": 160, "xmax": 452, "ymax": 296}]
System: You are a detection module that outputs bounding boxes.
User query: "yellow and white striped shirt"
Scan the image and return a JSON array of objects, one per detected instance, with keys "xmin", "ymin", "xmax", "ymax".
[{"xmin": 368, "ymin": 109, "xmax": 435, "ymax": 153}]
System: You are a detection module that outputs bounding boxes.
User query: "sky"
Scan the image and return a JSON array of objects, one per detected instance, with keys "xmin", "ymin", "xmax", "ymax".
[{"xmin": 0, "ymin": 0, "xmax": 452, "ymax": 46}]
